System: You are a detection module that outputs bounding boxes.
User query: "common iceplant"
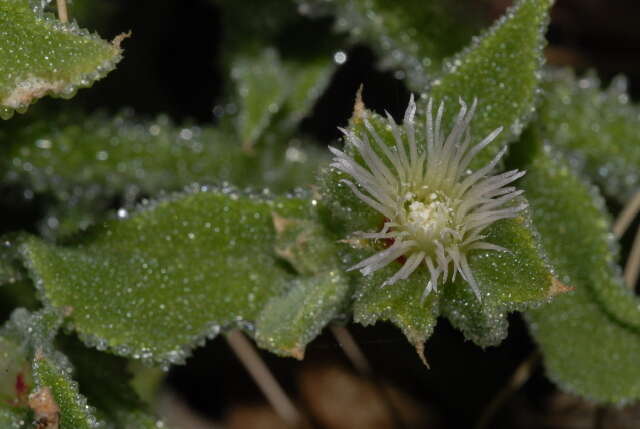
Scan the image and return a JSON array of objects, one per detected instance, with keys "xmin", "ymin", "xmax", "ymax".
[{"xmin": 330, "ymin": 96, "xmax": 526, "ymax": 299}]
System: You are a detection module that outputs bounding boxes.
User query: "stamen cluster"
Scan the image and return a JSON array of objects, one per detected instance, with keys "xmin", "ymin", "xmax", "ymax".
[{"xmin": 330, "ymin": 96, "xmax": 526, "ymax": 299}]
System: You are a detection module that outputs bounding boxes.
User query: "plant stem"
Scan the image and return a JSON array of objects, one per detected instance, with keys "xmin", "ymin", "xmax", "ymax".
[
  {"xmin": 613, "ymin": 191, "xmax": 640, "ymax": 289},
  {"xmin": 330, "ymin": 324, "xmax": 407, "ymax": 429},
  {"xmin": 475, "ymin": 352, "xmax": 540, "ymax": 429},
  {"xmin": 225, "ymin": 330, "xmax": 301, "ymax": 426},
  {"xmin": 613, "ymin": 191, "xmax": 640, "ymax": 238},
  {"xmin": 330, "ymin": 325, "xmax": 371, "ymax": 375},
  {"xmin": 624, "ymin": 227, "xmax": 640, "ymax": 290},
  {"xmin": 56, "ymin": 0, "xmax": 69, "ymax": 23}
]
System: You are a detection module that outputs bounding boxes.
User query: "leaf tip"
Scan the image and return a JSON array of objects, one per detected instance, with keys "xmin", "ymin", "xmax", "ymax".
[
  {"xmin": 414, "ymin": 342, "xmax": 430, "ymax": 369},
  {"xmin": 289, "ymin": 346, "xmax": 305, "ymax": 360},
  {"xmin": 111, "ymin": 30, "xmax": 132, "ymax": 50},
  {"xmin": 350, "ymin": 84, "xmax": 367, "ymax": 125},
  {"xmin": 548, "ymin": 277, "xmax": 575, "ymax": 297}
]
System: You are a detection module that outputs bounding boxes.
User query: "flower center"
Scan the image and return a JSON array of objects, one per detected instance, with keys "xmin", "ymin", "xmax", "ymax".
[{"xmin": 402, "ymin": 192, "xmax": 457, "ymax": 246}]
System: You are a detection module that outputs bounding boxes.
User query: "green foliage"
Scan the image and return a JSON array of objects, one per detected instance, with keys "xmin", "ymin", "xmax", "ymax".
[
  {"xmin": 256, "ymin": 271, "xmax": 351, "ymax": 358},
  {"xmin": 428, "ymin": 0, "xmax": 552, "ymax": 169},
  {"xmin": 0, "ymin": 308, "xmax": 101, "ymax": 429},
  {"xmin": 0, "ymin": 110, "xmax": 328, "ymax": 238},
  {"xmin": 0, "ymin": 308, "xmax": 166, "ymax": 428},
  {"xmin": 20, "ymin": 189, "xmax": 305, "ymax": 364},
  {"xmin": 230, "ymin": 46, "xmax": 336, "ymax": 147},
  {"xmin": 0, "ymin": 111, "xmax": 325, "ymax": 198},
  {"xmin": 3, "ymin": 0, "xmax": 640, "ymax": 418},
  {"xmin": 297, "ymin": 0, "xmax": 483, "ymax": 90},
  {"xmin": 32, "ymin": 355, "xmax": 98, "ymax": 429},
  {"xmin": 538, "ymin": 68, "xmax": 640, "ymax": 202},
  {"xmin": 59, "ymin": 336, "xmax": 166, "ymax": 428},
  {"xmin": 322, "ymin": 113, "xmax": 554, "ymax": 355},
  {"xmin": 441, "ymin": 211, "xmax": 555, "ymax": 347},
  {"xmin": 256, "ymin": 212, "xmax": 352, "ymax": 357},
  {"xmin": 232, "ymin": 48, "xmax": 289, "ymax": 148},
  {"xmin": 523, "ymin": 144, "xmax": 640, "ymax": 404},
  {"xmin": 353, "ymin": 266, "xmax": 438, "ymax": 359},
  {"xmin": 0, "ymin": 0, "xmax": 122, "ymax": 118}
]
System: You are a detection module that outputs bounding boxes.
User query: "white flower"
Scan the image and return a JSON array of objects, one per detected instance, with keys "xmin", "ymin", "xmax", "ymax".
[{"xmin": 329, "ymin": 95, "xmax": 526, "ymax": 300}]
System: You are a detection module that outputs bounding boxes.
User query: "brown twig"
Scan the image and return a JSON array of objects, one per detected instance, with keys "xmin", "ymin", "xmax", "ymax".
[
  {"xmin": 330, "ymin": 325, "xmax": 372, "ymax": 375},
  {"xmin": 56, "ymin": 0, "xmax": 69, "ymax": 23},
  {"xmin": 613, "ymin": 191, "xmax": 640, "ymax": 238},
  {"xmin": 330, "ymin": 324, "xmax": 407, "ymax": 429},
  {"xmin": 624, "ymin": 226, "xmax": 640, "ymax": 290},
  {"xmin": 475, "ymin": 352, "xmax": 541, "ymax": 429},
  {"xmin": 613, "ymin": 191, "xmax": 640, "ymax": 290},
  {"xmin": 225, "ymin": 330, "xmax": 301, "ymax": 427}
]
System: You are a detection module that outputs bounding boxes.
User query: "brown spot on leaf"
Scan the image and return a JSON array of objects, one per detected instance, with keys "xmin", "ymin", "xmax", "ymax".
[
  {"xmin": 1, "ymin": 76, "xmax": 66, "ymax": 109},
  {"xmin": 548, "ymin": 277, "xmax": 575, "ymax": 297},
  {"xmin": 350, "ymin": 84, "xmax": 367, "ymax": 125},
  {"xmin": 29, "ymin": 386, "xmax": 59, "ymax": 429},
  {"xmin": 271, "ymin": 212, "xmax": 294, "ymax": 235}
]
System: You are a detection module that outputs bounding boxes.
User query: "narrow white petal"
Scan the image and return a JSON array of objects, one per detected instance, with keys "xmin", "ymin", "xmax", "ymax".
[
  {"xmin": 467, "ymin": 242, "xmax": 510, "ymax": 253},
  {"xmin": 459, "ymin": 255, "xmax": 481, "ymax": 301},
  {"xmin": 340, "ymin": 180, "xmax": 395, "ymax": 219},
  {"xmin": 349, "ymin": 240, "xmax": 415, "ymax": 273},
  {"xmin": 382, "ymin": 251, "xmax": 425, "ymax": 286},
  {"xmin": 459, "ymin": 126, "xmax": 503, "ymax": 172}
]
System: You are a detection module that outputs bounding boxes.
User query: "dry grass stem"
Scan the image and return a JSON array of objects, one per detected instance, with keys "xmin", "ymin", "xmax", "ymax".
[{"xmin": 225, "ymin": 330, "xmax": 301, "ymax": 426}]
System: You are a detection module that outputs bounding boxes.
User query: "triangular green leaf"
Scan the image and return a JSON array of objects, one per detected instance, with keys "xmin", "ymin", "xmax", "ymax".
[
  {"xmin": 256, "ymin": 271, "xmax": 351, "ymax": 359},
  {"xmin": 523, "ymin": 144, "xmax": 640, "ymax": 404},
  {"xmin": 58, "ymin": 335, "xmax": 169, "ymax": 429},
  {"xmin": 538, "ymin": 68, "xmax": 640, "ymax": 202},
  {"xmin": 19, "ymin": 189, "xmax": 305, "ymax": 365},
  {"xmin": 0, "ymin": 111, "xmax": 328, "ymax": 238},
  {"xmin": 352, "ymin": 264, "xmax": 438, "ymax": 360},
  {"xmin": 0, "ymin": 0, "xmax": 123, "ymax": 118},
  {"xmin": 1, "ymin": 308, "xmax": 103, "ymax": 429},
  {"xmin": 428, "ymin": 0, "xmax": 552, "ymax": 169},
  {"xmin": 256, "ymin": 213, "xmax": 352, "ymax": 358},
  {"xmin": 441, "ymin": 210, "xmax": 555, "ymax": 347},
  {"xmin": 232, "ymin": 47, "xmax": 289, "ymax": 150}
]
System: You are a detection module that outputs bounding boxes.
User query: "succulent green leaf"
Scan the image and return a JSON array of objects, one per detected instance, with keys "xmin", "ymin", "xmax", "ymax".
[
  {"xmin": 256, "ymin": 212, "xmax": 353, "ymax": 358},
  {"xmin": 0, "ymin": 324, "xmax": 33, "ymax": 427},
  {"xmin": 19, "ymin": 189, "xmax": 308, "ymax": 365},
  {"xmin": 297, "ymin": 0, "xmax": 482, "ymax": 91},
  {"xmin": 0, "ymin": 0, "xmax": 123, "ymax": 119},
  {"xmin": 440, "ymin": 211, "xmax": 555, "ymax": 347},
  {"xmin": 352, "ymin": 264, "xmax": 438, "ymax": 360},
  {"xmin": 0, "ymin": 111, "xmax": 329, "ymax": 238},
  {"xmin": 256, "ymin": 271, "xmax": 351, "ymax": 359},
  {"xmin": 32, "ymin": 355, "xmax": 98, "ymax": 429},
  {"xmin": 231, "ymin": 46, "xmax": 337, "ymax": 147},
  {"xmin": 59, "ymin": 336, "xmax": 169, "ymax": 429},
  {"xmin": 1, "ymin": 308, "xmax": 103, "ymax": 429},
  {"xmin": 278, "ymin": 56, "xmax": 336, "ymax": 132},
  {"xmin": 2, "ymin": 309, "xmax": 166, "ymax": 429},
  {"xmin": 272, "ymin": 215, "xmax": 341, "ymax": 276},
  {"xmin": 428, "ymin": 0, "xmax": 552, "ymax": 169},
  {"xmin": 0, "ymin": 112, "xmax": 327, "ymax": 195},
  {"xmin": 523, "ymin": 145, "xmax": 640, "ymax": 404},
  {"xmin": 538, "ymin": 68, "xmax": 640, "ymax": 202},
  {"xmin": 232, "ymin": 48, "xmax": 289, "ymax": 149}
]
